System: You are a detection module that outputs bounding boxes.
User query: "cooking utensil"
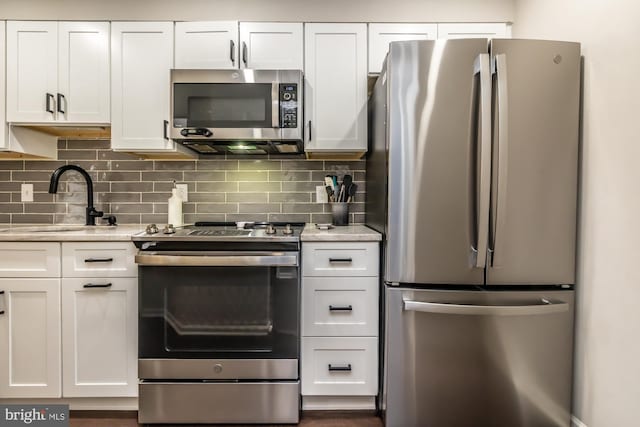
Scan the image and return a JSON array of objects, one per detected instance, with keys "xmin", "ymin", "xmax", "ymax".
[
  {"xmin": 341, "ymin": 175, "xmax": 353, "ymax": 202},
  {"xmin": 347, "ymin": 183, "xmax": 357, "ymax": 203},
  {"xmin": 325, "ymin": 186, "xmax": 335, "ymax": 202}
]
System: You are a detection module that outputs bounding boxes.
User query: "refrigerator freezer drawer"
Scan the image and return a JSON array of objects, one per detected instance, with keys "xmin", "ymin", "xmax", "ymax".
[
  {"xmin": 384, "ymin": 287, "xmax": 574, "ymax": 427},
  {"xmin": 301, "ymin": 336, "xmax": 378, "ymax": 396}
]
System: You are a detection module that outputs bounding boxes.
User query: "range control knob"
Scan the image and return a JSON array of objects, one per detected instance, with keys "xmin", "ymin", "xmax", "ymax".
[
  {"xmin": 283, "ymin": 92, "xmax": 292, "ymax": 101},
  {"xmin": 163, "ymin": 224, "xmax": 176, "ymax": 234},
  {"xmin": 145, "ymin": 224, "xmax": 159, "ymax": 234},
  {"xmin": 213, "ymin": 363, "xmax": 223, "ymax": 374},
  {"xmin": 283, "ymin": 224, "xmax": 293, "ymax": 235},
  {"xmin": 266, "ymin": 224, "xmax": 277, "ymax": 235}
]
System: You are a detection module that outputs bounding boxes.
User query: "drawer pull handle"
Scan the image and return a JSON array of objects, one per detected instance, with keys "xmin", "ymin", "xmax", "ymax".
[
  {"xmin": 329, "ymin": 305, "xmax": 353, "ymax": 311},
  {"xmin": 328, "ymin": 258, "xmax": 352, "ymax": 263},
  {"xmin": 0, "ymin": 290, "xmax": 4, "ymax": 315},
  {"xmin": 83, "ymin": 283, "xmax": 113, "ymax": 289},
  {"xmin": 84, "ymin": 257, "xmax": 114, "ymax": 263},
  {"xmin": 328, "ymin": 364, "xmax": 352, "ymax": 372}
]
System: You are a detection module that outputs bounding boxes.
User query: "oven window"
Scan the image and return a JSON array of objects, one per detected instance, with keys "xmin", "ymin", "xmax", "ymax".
[
  {"xmin": 139, "ymin": 265, "xmax": 299, "ymax": 359},
  {"xmin": 174, "ymin": 83, "xmax": 273, "ymax": 128}
]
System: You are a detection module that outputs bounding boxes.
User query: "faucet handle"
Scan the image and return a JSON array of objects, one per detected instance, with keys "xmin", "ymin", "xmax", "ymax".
[
  {"xmin": 89, "ymin": 207, "xmax": 104, "ymax": 218},
  {"xmin": 86, "ymin": 207, "xmax": 104, "ymax": 226}
]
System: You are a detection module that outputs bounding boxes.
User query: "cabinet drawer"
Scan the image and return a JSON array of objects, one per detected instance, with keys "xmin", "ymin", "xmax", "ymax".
[
  {"xmin": 0, "ymin": 242, "xmax": 60, "ymax": 277},
  {"xmin": 301, "ymin": 337, "xmax": 378, "ymax": 396},
  {"xmin": 302, "ymin": 277, "xmax": 378, "ymax": 336},
  {"xmin": 302, "ymin": 242, "xmax": 378, "ymax": 277},
  {"xmin": 62, "ymin": 242, "xmax": 137, "ymax": 277}
]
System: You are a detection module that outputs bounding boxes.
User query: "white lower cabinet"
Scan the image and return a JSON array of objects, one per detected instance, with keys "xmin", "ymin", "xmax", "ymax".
[
  {"xmin": 0, "ymin": 241, "xmax": 138, "ymax": 401},
  {"xmin": 61, "ymin": 277, "xmax": 137, "ymax": 397},
  {"xmin": 302, "ymin": 277, "xmax": 378, "ymax": 337},
  {"xmin": 0, "ymin": 278, "xmax": 62, "ymax": 398},
  {"xmin": 301, "ymin": 241, "xmax": 380, "ymax": 410},
  {"xmin": 301, "ymin": 337, "xmax": 378, "ymax": 396}
]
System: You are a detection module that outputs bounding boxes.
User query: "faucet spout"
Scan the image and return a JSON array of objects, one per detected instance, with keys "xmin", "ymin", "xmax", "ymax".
[{"xmin": 48, "ymin": 165, "xmax": 103, "ymax": 226}]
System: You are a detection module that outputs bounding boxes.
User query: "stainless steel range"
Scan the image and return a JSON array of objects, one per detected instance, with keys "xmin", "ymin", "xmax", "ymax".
[{"xmin": 133, "ymin": 222, "xmax": 304, "ymax": 424}]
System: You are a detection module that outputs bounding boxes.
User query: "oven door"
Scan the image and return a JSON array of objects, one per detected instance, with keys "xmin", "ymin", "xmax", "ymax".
[
  {"xmin": 137, "ymin": 251, "xmax": 299, "ymax": 378},
  {"xmin": 172, "ymin": 81, "xmax": 281, "ymax": 140}
]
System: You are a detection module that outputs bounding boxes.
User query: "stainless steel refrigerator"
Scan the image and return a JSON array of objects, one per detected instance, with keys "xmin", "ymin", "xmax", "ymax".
[{"xmin": 366, "ymin": 39, "xmax": 580, "ymax": 427}]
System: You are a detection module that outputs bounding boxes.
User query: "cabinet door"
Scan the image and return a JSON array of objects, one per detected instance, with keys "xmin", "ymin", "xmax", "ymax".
[
  {"xmin": 437, "ymin": 23, "xmax": 511, "ymax": 39},
  {"xmin": 58, "ymin": 22, "xmax": 110, "ymax": 123},
  {"xmin": 6, "ymin": 21, "xmax": 58, "ymax": 123},
  {"xmin": 0, "ymin": 278, "xmax": 61, "ymax": 398},
  {"xmin": 175, "ymin": 21, "xmax": 238, "ymax": 69},
  {"xmin": 368, "ymin": 23, "xmax": 437, "ymax": 73},
  {"xmin": 111, "ymin": 22, "xmax": 175, "ymax": 151},
  {"xmin": 0, "ymin": 21, "xmax": 6, "ymax": 150},
  {"xmin": 239, "ymin": 22, "xmax": 303, "ymax": 70},
  {"xmin": 61, "ymin": 277, "xmax": 138, "ymax": 397},
  {"xmin": 304, "ymin": 24, "xmax": 368, "ymax": 154}
]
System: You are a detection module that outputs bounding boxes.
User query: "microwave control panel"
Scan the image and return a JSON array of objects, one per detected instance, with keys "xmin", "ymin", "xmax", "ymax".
[{"xmin": 279, "ymin": 84, "xmax": 298, "ymax": 128}]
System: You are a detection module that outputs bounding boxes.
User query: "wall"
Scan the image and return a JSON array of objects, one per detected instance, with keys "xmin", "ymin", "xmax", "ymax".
[
  {"xmin": 0, "ymin": 0, "xmax": 514, "ymax": 22},
  {"xmin": 0, "ymin": 140, "xmax": 365, "ymax": 225},
  {"xmin": 513, "ymin": 1, "xmax": 640, "ymax": 426}
]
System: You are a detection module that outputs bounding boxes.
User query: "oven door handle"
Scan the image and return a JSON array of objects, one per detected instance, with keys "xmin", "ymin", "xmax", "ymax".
[{"xmin": 135, "ymin": 253, "xmax": 298, "ymax": 267}]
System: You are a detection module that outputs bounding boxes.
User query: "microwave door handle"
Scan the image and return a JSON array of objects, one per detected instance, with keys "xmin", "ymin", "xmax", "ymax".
[{"xmin": 272, "ymin": 82, "xmax": 279, "ymax": 128}]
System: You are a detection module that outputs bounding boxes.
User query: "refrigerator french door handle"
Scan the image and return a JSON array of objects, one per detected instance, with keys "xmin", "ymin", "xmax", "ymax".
[
  {"xmin": 490, "ymin": 54, "xmax": 509, "ymax": 267},
  {"xmin": 472, "ymin": 54, "xmax": 492, "ymax": 269},
  {"xmin": 403, "ymin": 298, "xmax": 568, "ymax": 316}
]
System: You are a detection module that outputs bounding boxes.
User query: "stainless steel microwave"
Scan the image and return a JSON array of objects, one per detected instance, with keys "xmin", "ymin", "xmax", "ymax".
[{"xmin": 170, "ymin": 69, "xmax": 303, "ymax": 155}]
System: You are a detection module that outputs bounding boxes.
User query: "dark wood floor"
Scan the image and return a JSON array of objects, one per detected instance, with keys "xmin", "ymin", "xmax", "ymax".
[{"xmin": 69, "ymin": 411, "xmax": 383, "ymax": 427}]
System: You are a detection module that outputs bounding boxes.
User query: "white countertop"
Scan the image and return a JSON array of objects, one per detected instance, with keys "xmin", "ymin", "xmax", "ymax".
[
  {"xmin": 300, "ymin": 224, "xmax": 382, "ymax": 241},
  {"xmin": 0, "ymin": 223, "xmax": 382, "ymax": 242},
  {"xmin": 0, "ymin": 224, "xmax": 145, "ymax": 241}
]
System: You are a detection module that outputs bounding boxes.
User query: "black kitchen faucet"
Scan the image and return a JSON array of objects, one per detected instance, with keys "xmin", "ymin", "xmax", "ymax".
[{"xmin": 48, "ymin": 165, "xmax": 104, "ymax": 226}]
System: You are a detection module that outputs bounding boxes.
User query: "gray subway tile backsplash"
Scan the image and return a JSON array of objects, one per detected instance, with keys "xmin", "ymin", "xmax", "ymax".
[{"xmin": 0, "ymin": 140, "xmax": 366, "ymax": 225}]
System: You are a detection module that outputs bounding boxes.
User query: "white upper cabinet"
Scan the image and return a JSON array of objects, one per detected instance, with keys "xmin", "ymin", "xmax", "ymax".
[
  {"xmin": 57, "ymin": 22, "xmax": 110, "ymax": 123},
  {"xmin": 175, "ymin": 21, "xmax": 239, "ymax": 69},
  {"xmin": 6, "ymin": 21, "xmax": 58, "ymax": 123},
  {"xmin": 239, "ymin": 22, "xmax": 303, "ymax": 70},
  {"xmin": 368, "ymin": 23, "xmax": 437, "ymax": 73},
  {"xmin": 0, "ymin": 21, "xmax": 6, "ymax": 149},
  {"xmin": 111, "ymin": 22, "xmax": 191, "ymax": 156},
  {"xmin": 175, "ymin": 22, "xmax": 303, "ymax": 70},
  {"xmin": 304, "ymin": 23, "xmax": 368, "ymax": 156},
  {"xmin": 437, "ymin": 23, "xmax": 511, "ymax": 39},
  {"xmin": 6, "ymin": 21, "xmax": 110, "ymax": 124}
]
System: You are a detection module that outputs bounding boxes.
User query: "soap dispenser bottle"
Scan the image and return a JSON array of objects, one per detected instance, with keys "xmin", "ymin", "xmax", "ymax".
[{"xmin": 167, "ymin": 181, "xmax": 183, "ymax": 226}]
